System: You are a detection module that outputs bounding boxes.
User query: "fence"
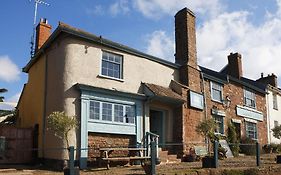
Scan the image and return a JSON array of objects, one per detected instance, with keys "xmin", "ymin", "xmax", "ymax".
[{"xmin": 0, "ymin": 126, "xmax": 34, "ymax": 164}]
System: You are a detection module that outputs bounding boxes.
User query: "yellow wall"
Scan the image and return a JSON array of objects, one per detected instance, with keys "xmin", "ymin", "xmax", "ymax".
[{"xmin": 18, "ymin": 55, "xmax": 46, "ymax": 156}]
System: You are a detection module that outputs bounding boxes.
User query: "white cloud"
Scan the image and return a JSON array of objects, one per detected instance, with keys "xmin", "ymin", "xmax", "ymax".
[
  {"xmin": 109, "ymin": 0, "xmax": 130, "ymax": 16},
  {"xmin": 7, "ymin": 92, "xmax": 21, "ymax": 103},
  {"xmin": 86, "ymin": 5, "xmax": 104, "ymax": 16},
  {"xmin": 133, "ymin": 0, "xmax": 224, "ymax": 19},
  {"xmin": 0, "ymin": 55, "xmax": 20, "ymax": 82},
  {"xmin": 145, "ymin": 30, "xmax": 174, "ymax": 62}
]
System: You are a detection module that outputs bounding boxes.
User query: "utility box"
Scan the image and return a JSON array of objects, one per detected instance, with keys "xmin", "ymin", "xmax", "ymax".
[{"xmin": 0, "ymin": 136, "xmax": 5, "ymax": 158}]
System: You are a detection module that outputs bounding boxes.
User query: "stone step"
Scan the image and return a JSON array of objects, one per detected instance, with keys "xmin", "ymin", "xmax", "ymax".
[{"xmin": 158, "ymin": 150, "xmax": 181, "ymax": 164}]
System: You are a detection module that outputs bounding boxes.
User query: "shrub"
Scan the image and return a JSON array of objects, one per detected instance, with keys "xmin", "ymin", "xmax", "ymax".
[{"xmin": 227, "ymin": 122, "xmax": 240, "ymax": 157}]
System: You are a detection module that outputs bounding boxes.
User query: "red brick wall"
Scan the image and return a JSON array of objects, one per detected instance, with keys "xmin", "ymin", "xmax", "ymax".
[
  {"xmin": 203, "ymin": 79, "xmax": 267, "ymax": 145},
  {"xmin": 88, "ymin": 133, "xmax": 136, "ymax": 161},
  {"xmin": 35, "ymin": 21, "xmax": 52, "ymax": 52}
]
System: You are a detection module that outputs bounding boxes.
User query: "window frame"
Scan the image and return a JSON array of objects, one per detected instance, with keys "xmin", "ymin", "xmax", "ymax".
[
  {"xmin": 245, "ymin": 121, "xmax": 257, "ymax": 140},
  {"xmin": 89, "ymin": 100, "xmax": 135, "ymax": 125},
  {"xmin": 243, "ymin": 88, "xmax": 256, "ymax": 108},
  {"xmin": 213, "ymin": 115, "xmax": 224, "ymax": 135},
  {"xmin": 210, "ymin": 81, "xmax": 223, "ymax": 103},
  {"xmin": 273, "ymin": 93, "xmax": 278, "ymax": 110},
  {"xmin": 101, "ymin": 51, "xmax": 123, "ymax": 80}
]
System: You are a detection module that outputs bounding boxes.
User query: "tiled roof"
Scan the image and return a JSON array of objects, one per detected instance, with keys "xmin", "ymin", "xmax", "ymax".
[{"xmin": 144, "ymin": 83, "xmax": 185, "ymax": 102}]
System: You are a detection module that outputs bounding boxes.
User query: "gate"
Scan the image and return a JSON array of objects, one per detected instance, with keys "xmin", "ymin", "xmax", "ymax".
[{"xmin": 0, "ymin": 126, "xmax": 34, "ymax": 164}]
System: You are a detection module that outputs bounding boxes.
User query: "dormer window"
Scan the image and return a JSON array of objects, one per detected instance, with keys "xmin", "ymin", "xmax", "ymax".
[
  {"xmin": 244, "ymin": 88, "xmax": 256, "ymax": 108},
  {"xmin": 101, "ymin": 51, "xmax": 123, "ymax": 79}
]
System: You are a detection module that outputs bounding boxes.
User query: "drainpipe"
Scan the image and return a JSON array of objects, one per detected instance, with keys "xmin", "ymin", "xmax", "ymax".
[
  {"xmin": 42, "ymin": 51, "xmax": 48, "ymax": 158},
  {"xmin": 266, "ymin": 87, "xmax": 271, "ymax": 144}
]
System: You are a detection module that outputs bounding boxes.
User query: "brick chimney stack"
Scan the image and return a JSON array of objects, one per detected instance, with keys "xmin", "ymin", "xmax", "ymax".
[
  {"xmin": 35, "ymin": 18, "xmax": 52, "ymax": 52},
  {"xmin": 175, "ymin": 8, "xmax": 197, "ymax": 68},
  {"xmin": 256, "ymin": 73, "xmax": 278, "ymax": 87},
  {"xmin": 227, "ymin": 52, "xmax": 243, "ymax": 79},
  {"xmin": 175, "ymin": 8, "xmax": 200, "ymax": 90}
]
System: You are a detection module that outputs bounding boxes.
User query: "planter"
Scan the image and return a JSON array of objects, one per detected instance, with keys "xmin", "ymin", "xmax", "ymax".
[
  {"xmin": 142, "ymin": 164, "xmax": 152, "ymax": 175},
  {"xmin": 202, "ymin": 156, "xmax": 216, "ymax": 168},
  {"xmin": 63, "ymin": 167, "xmax": 80, "ymax": 175},
  {"xmin": 276, "ymin": 155, "xmax": 281, "ymax": 164}
]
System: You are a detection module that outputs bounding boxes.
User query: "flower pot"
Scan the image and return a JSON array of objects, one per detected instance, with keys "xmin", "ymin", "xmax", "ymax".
[
  {"xmin": 202, "ymin": 156, "xmax": 216, "ymax": 168},
  {"xmin": 142, "ymin": 164, "xmax": 152, "ymax": 175},
  {"xmin": 276, "ymin": 155, "xmax": 281, "ymax": 164},
  {"xmin": 63, "ymin": 167, "xmax": 80, "ymax": 175}
]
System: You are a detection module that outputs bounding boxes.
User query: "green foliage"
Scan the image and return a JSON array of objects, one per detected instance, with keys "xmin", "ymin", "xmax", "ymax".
[
  {"xmin": 263, "ymin": 143, "xmax": 281, "ymax": 153},
  {"xmin": 196, "ymin": 118, "xmax": 217, "ymax": 141},
  {"xmin": 0, "ymin": 88, "xmax": 7, "ymax": 102},
  {"xmin": 227, "ymin": 122, "xmax": 240, "ymax": 157},
  {"xmin": 272, "ymin": 125, "xmax": 281, "ymax": 139},
  {"xmin": 47, "ymin": 111, "xmax": 78, "ymax": 148}
]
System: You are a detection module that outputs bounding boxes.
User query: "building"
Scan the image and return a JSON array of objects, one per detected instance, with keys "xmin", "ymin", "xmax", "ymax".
[
  {"xmin": 17, "ymin": 8, "xmax": 269, "ymax": 168},
  {"xmin": 257, "ymin": 74, "xmax": 281, "ymax": 144}
]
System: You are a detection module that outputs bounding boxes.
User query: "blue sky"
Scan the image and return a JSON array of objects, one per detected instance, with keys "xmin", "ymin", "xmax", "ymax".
[{"xmin": 1, "ymin": 0, "xmax": 281, "ymax": 108}]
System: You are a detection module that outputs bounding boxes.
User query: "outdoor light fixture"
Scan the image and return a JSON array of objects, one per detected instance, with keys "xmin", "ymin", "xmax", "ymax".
[{"xmin": 223, "ymin": 96, "xmax": 231, "ymax": 109}]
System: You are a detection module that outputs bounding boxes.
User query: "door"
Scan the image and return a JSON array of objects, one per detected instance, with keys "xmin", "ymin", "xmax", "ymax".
[{"xmin": 150, "ymin": 110, "xmax": 164, "ymax": 146}]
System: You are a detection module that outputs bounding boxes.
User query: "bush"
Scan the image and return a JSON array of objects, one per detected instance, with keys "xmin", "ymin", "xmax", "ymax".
[{"xmin": 227, "ymin": 122, "xmax": 240, "ymax": 157}]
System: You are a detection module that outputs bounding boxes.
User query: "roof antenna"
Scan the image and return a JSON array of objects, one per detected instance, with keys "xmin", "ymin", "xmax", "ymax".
[{"xmin": 29, "ymin": 0, "xmax": 50, "ymax": 57}]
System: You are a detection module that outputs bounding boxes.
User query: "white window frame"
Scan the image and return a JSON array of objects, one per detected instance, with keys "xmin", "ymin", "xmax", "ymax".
[
  {"xmin": 210, "ymin": 81, "xmax": 223, "ymax": 103},
  {"xmin": 273, "ymin": 93, "xmax": 278, "ymax": 110},
  {"xmin": 213, "ymin": 115, "xmax": 224, "ymax": 134},
  {"xmin": 101, "ymin": 51, "xmax": 123, "ymax": 80},
  {"xmin": 245, "ymin": 121, "xmax": 257, "ymax": 140},
  {"xmin": 243, "ymin": 88, "xmax": 256, "ymax": 108},
  {"xmin": 89, "ymin": 100, "xmax": 135, "ymax": 125}
]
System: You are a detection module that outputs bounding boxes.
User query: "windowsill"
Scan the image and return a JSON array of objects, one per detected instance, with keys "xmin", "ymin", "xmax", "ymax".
[
  {"xmin": 273, "ymin": 107, "xmax": 278, "ymax": 111},
  {"xmin": 98, "ymin": 74, "xmax": 124, "ymax": 82},
  {"xmin": 211, "ymin": 99, "xmax": 223, "ymax": 104},
  {"xmin": 214, "ymin": 132, "xmax": 225, "ymax": 136},
  {"xmin": 244, "ymin": 104, "xmax": 256, "ymax": 110},
  {"xmin": 88, "ymin": 118, "xmax": 135, "ymax": 126}
]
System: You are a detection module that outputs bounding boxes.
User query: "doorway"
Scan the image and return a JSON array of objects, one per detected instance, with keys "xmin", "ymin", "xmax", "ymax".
[
  {"xmin": 150, "ymin": 110, "xmax": 164, "ymax": 146},
  {"xmin": 233, "ymin": 122, "xmax": 241, "ymax": 141}
]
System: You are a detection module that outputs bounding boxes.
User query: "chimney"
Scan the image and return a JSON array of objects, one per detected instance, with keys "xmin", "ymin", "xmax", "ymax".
[
  {"xmin": 256, "ymin": 73, "xmax": 278, "ymax": 87},
  {"xmin": 35, "ymin": 18, "xmax": 52, "ymax": 52},
  {"xmin": 227, "ymin": 52, "xmax": 243, "ymax": 79},
  {"xmin": 175, "ymin": 8, "xmax": 197, "ymax": 68},
  {"xmin": 175, "ymin": 8, "xmax": 201, "ymax": 90}
]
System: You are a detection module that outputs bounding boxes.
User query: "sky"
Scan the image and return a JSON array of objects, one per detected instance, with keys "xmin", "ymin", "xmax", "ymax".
[{"xmin": 1, "ymin": 0, "xmax": 281, "ymax": 109}]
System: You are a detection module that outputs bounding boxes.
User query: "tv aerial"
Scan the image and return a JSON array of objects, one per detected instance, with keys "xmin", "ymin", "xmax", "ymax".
[{"xmin": 29, "ymin": 0, "xmax": 50, "ymax": 57}]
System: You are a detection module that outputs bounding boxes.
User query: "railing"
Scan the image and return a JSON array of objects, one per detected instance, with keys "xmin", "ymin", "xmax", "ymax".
[{"xmin": 145, "ymin": 131, "xmax": 159, "ymax": 159}]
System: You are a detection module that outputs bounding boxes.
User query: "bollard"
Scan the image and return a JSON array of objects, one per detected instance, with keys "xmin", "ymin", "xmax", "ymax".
[
  {"xmin": 256, "ymin": 142, "xmax": 260, "ymax": 166},
  {"xmin": 69, "ymin": 146, "xmax": 75, "ymax": 175},
  {"xmin": 151, "ymin": 140, "xmax": 156, "ymax": 175},
  {"xmin": 213, "ymin": 140, "xmax": 218, "ymax": 168}
]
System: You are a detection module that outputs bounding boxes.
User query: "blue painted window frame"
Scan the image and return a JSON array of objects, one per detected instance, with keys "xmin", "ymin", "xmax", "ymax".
[
  {"xmin": 101, "ymin": 51, "xmax": 123, "ymax": 79},
  {"xmin": 244, "ymin": 88, "xmax": 256, "ymax": 108},
  {"xmin": 245, "ymin": 121, "xmax": 257, "ymax": 140},
  {"xmin": 89, "ymin": 100, "xmax": 136, "ymax": 125},
  {"xmin": 210, "ymin": 81, "xmax": 223, "ymax": 103}
]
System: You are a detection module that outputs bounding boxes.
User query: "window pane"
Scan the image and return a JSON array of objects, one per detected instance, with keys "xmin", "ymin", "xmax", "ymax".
[
  {"xmin": 102, "ymin": 103, "xmax": 112, "ymax": 121},
  {"xmin": 114, "ymin": 104, "xmax": 124, "ymax": 122},
  {"xmin": 213, "ymin": 115, "xmax": 224, "ymax": 134},
  {"xmin": 90, "ymin": 101, "xmax": 100, "ymax": 120},
  {"xmin": 125, "ymin": 106, "xmax": 135, "ymax": 124},
  {"xmin": 211, "ymin": 82, "xmax": 222, "ymax": 102},
  {"xmin": 101, "ymin": 51, "xmax": 122, "ymax": 79},
  {"xmin": 244, "ymin": 89, "xmax": 255, "ymax": 108},
  {"xmin": 246, "ymin": 122, "xmax": 257, "ymax": 139}
]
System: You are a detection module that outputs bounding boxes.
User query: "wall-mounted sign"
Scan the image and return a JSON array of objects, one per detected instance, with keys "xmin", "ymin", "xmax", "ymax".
[
  {"xmin": 211, "ymin": 109, "xmax": 226, "ymax": 116},
  {"xmin": 190, "ymin": 90, "xmax": 204, "ymax": 110},
  {"xmin": 236, "ymin": 105, "xmax": 263, "ymax": 121}
]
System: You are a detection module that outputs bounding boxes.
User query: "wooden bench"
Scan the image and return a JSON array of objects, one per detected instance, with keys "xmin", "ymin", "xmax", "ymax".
[{"xmin": 99, "ymin": 147, "xmax": 150, "ymax": 169}]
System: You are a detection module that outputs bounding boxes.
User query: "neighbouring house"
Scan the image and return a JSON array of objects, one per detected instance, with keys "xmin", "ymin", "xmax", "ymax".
[
  {"xmin": 257, "ymin": 73, "xmax": 281, "ymax": 144},
  {"xmin": 17, "ymin": 8, "xmax": 269, "ymax": 168}
]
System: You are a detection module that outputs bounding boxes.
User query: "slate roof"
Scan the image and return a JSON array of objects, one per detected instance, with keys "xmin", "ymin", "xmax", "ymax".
[
  {"xmin": 200, "ymin": 66, "xmax": 267, "ymax": 94},
  {"xmin": 23, "ymin": 22, "xmax": 180, "ymax": 72}
]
